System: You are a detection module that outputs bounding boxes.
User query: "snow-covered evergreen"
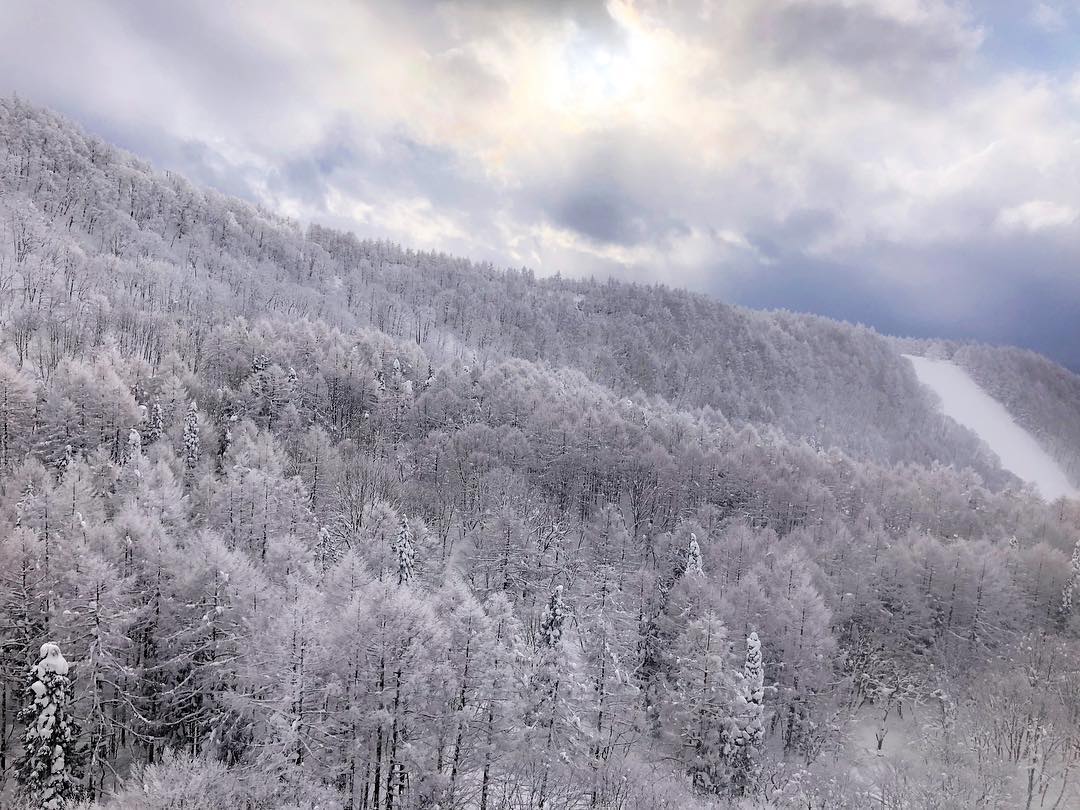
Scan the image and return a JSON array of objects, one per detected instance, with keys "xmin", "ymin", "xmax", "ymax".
[
  {"xmin": 394, "ymin": 516, "xmax": 415, "ymax": 585},
  {"xmin": 146, "ymin": 402, "xmax": 164, "ymax": 445},
  {"xmin": 538, "ymin": 584, "xmax": 569, "ymax": 649},
  {"xmin": 123, "ymin": 428, "xmax": 141, "ymax": 465},
  {"xmin": 1061, "ymin": 538, "xmax": 1080, "ymax": 621},
  {"xmin": 56, "ymin": 444, "xmax": 75, "ymax": 480},
  {"xmin": 686, "ymin": 532, "xmax": 704, "ymax": 577},
  {"xmin": 17, "ymin": 643, "xmax": 78, "ymax": 809},
  {"xmin": 182, "ymin": 399, "xmax": 199, "ymax": 474},
  {"xmin": 727, "ymin": 631, "xmax": 765, "ymax": 795}
]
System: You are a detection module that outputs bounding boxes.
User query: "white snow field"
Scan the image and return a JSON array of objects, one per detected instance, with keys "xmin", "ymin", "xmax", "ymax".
[{"xmin": 905, "ymin": 355, "xmax": 1078, "ymax": 501}]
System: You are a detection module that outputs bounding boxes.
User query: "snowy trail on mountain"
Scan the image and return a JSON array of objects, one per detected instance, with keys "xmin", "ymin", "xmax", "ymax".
[{"xmin": 905, "ymin": 355, "xmax": 1077, "ymax": 501}]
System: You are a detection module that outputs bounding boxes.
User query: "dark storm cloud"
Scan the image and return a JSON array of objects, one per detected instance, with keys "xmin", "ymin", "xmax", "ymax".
[
  {"xmin": 723, "ymin": 228, "xmax": 1080, "ymax": 371},
  {"xmin": 551, "ymin": 191, "xmax": 650, "ymax": 245},
  {"xmin": 526, "ymin": 132, "xmax": 691, "ymax": 247}
]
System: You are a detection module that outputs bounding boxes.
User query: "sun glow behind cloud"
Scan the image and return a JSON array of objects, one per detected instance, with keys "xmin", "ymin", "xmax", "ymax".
[{"xmin": 544, "ymin": 1, "xmax": 658, "ymax": 119}]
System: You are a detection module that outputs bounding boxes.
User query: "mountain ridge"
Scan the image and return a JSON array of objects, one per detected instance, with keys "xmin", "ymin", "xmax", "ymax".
[{"xmin": 6, "ymin": 97, "xmax": 1072, "ymax": 489}]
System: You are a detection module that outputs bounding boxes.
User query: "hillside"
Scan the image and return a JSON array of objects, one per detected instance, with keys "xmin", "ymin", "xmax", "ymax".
[
  {"xmin": 0, "ymin": 98, "xmax": 1078, "ymax": 809},
  {"xmin": 0, "ymin": 98, "xmax": 1007, "ymax": 482}
]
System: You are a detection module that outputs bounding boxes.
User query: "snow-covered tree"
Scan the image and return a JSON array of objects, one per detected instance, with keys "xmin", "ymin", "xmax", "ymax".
[
  {"xmin": 56, "ymin": 443, "xmax": 75, "ymax": 480},
  {"xmin": 123, "ymin": 427, "xmax": 142, "ymax": 465},
  {"xmin": 686, "ymin": 532, "xmax": 704, "ymax": 577},
  {"xmin": 539, "ymin": 584, "xmax": 569, "ymax": 649},
  {"xmin": 0, "ymin": 359, "xmax": 35, "ymax": 470},
  {"xmin": 1060, "ymin": 538, "xmax": 1080, "ymax": 621},
  {"xmin": 663, "ymin": 612, "xmax": 733, "ymax": 796},
  {"xmin": 146, "ymin": 402, "xmax": 164, "ymax": 445},
  {"xmin": 216, "ymin": 421, "xmax": 233, "ymax": 473},
  {"xmin": 315, "ymin": 523, "xmax": 343, "ymax": 573},
  {"xmin": 17, "ymin": 643, "xmax": 79, "ymax": 809},
  {"xmin": 394, "ymin": 516, "xmax": 416, "ymax": 585},
  {"xmin": 183, "ymin": 399, "xmax": 199, "ymax": 475},
  {"xmin": 727, "ymin": 631, "xmax": 765, "ymax": 796}
]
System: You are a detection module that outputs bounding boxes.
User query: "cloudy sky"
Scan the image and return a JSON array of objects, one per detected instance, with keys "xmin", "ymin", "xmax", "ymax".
[{"xmin": 2, "ymin": 0, "xmax": 1079, "ymax": 367}]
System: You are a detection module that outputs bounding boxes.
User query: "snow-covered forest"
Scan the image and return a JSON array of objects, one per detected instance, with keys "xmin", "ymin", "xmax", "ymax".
[{"xmin": 1, "ymin": 98, "xmax": 1079, "ymax": 809}]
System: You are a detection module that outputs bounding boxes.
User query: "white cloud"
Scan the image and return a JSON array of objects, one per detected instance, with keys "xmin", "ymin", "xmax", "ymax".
[{"xmin": 997, "ymin": 200, "xmax": 1079, "ymax": 232}]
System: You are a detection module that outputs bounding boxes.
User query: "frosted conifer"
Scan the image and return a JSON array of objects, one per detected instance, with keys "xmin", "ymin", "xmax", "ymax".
[
  {"xmin": 686, "ymin": 532, "xmax": 704, "ymax": 577},
  {"xmin": 146, "ymin": 402, "xmax": 164, "ymax": 444},
  {"xmin": 539, "ymin": 584, "xmax": 569, "ymax": 648},
  {"xmin": 217, "ymin": 422, "xmax": 233, "ymax": 472},
  {"xmin": 124, "ymin": 427, "xmax": 141, "ymax": 465},
  {"xmin": 741, "ymin": 632, "xmax": 765, "ymax": 746},
  {"xmin": 316, "ymin": 524, "xmax": 341, "ymax": 572},
  {"xmin": 394, "ymin": 516, "xmax": 415, "ymax": 585},
  {"xmin": 183, "ymin": 400, "xmax": 199, "ymax": 474},
  {"xmin": 56, "ymin": 444, "xmax": 74, "ymax": 480},
  {"xmin": 15, "ymin": 478, "xmax": 34, "ymax": 527},
  {"xmin": 17, "ymin": 643, "xmax": 78, "ymax": 809},
  {"xmin": 1061, "ymin": 538, "xmax": 1080, "ymax": 620},
  {"xmin": 728, "ymin": 631, "xmax": 765, "ymax": 796}
]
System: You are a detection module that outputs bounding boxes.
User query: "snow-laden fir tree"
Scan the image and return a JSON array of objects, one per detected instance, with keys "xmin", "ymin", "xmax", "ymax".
[
  {"xmin": 17, "ymin": 643, "xmax": 79, "ymax": 809},
  {"xmin": 727, "ymin": 631, "xmax": 765, "ymax": 796},
  {"xmin": 539, "ymin": 584, "xmax": 569, "ymax": 648},
  {"xmin": 686, "ymin": 532, "xmax": 704, "ymax": 577},
  {"xmin": 146, "ymin": 402, "xmax": 164, "ymax": 444},
  {"xmin": 14, "ymin": 476, "xmax": 34, "ymax": 527},
  {"xmin": 394, "ymin": 516, "xmax": 415, "ymax": 585},
  {"xmin": 216, "ymin": 421, "xmax": 232, "ymax": 473},
  {"xmin": 183, "ymin": 399, "xmax": 199, "ymax": 474},
  {"xmin": 56, "ymin": 444, "xmax": 74, "ymax": 480},
  {"xmin": 123, "ymin": 427, "xmax": 141, "ymax": 465},
  {"xmin": 315, "ymin": 523, "xmax": 342, "ymax": 573},
  {"xmin": 1061, "ymin": 538, "xmax": 1080, "ymax": 621}
]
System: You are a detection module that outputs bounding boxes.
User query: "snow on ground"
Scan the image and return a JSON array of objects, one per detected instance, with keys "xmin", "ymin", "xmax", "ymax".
[{"xmin": 905, "ymin": 354, "xmax": 1078, "ymax": 501}]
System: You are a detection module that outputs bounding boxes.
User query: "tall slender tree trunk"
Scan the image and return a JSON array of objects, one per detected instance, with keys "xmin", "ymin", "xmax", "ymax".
[{"xmin": 385, "ymin": 667, "xmax": 403, "ymax": 810}]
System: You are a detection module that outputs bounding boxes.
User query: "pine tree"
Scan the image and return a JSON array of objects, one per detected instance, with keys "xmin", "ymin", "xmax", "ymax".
[
  {"xmin": 394, "ymin": 516, "xmax": 415, "ymax": 586},
  {"xmin": 217, "ymin": 423, "xmax": 232, "ymax": 472},
  {"xmin": 664, "ymin": 613, "xmax": 732, "ymax": 796},
  {"xmin": 183, "ymin": 400, "xmax": 199, "ymax": 475},
  {"xmin": 728, "ymin": 631, "xmax": 765, "ymax": 796},
  {"xmin": 686, "ymin": 532, "xmax": 704, "ymax": 577},
  {"xmin": 539, "ymin": 584, "xmax": 569, "ymax": 648},
  {"xmin": 315, "ymin": 524, "xmax": 342, "ymax": 573},
  {"xmin": 528, "ymin": 583, "xmax": 576, "ymax": 805},
  {"xmin": 14, "ymin": 477, "xmax": 35, "ymax": 527},
  {"xmin": 146, "ymin": 402, "xmax": 164, "ymax": 445},
  {"xmin": 1060, "ymin": 538, "xmax": 1080, "ymax": 622},
  {"xmin": 56, "ymin": 444, "xmax": 75, "ymax": 480},
  {"xmin": 17, "ymin": 643, "xmax": 79, "ymax": 809},
  {"xmin": 124, "ymin": 427, "xmax": 142, "ymax": 465}
]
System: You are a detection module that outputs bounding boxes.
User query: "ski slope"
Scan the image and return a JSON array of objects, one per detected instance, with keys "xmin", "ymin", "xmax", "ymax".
[{"xmin": 905, "ymin": 355, "xmax": 1078, "ymax": 501}]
